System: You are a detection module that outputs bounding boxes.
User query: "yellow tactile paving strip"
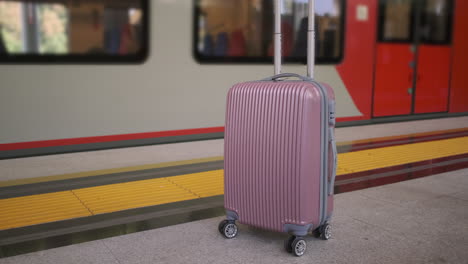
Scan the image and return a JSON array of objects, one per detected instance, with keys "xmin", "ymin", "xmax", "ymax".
[
  {"xmin": 0, "ymin": 192, "xmax": 92, "ymax": 230},
  {"xmin": 73, "ymin": 177, "xmax": 200, "ymax": 215},
  {"xmin": 1, "ymin": 137, "xmax": 467, "ymax": 230},
  {"xmin": 168, "ymin": 170, "xmax": 224, "ymax": 198},
  {"xmin": 338, "ymin": 136, "xmax": 468, "ymax": 173}
]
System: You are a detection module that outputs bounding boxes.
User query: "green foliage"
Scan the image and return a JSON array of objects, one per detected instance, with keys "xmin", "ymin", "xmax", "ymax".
[
  {"xmin": 0, "ymin": 2, "xmax": 23, "ymax": 53},
  {"xmin": 0, "ymin": 2, "xmax": 68, "ymax": 54},
  {"xmin": 37, "ymin": 4, "xmax": 68, "ymax": 54}
]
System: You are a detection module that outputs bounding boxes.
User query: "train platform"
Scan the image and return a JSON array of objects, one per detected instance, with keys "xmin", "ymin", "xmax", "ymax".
[
  {"xmin": 0, "ymin": 117, "xmax": 468, "ymax": 259},
  {"xmin": 1, "ymin": 169, "xmax": 467, "ymax": 264},
  {"xmin": 3, "ymin": 116, "xmax": 468, "ymax": 182}
]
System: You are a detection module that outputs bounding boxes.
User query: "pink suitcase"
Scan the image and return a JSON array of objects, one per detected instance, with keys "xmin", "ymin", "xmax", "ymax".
[{"xmin": 218, "ymin": 0, "xmax": 337, "ymax": 257}]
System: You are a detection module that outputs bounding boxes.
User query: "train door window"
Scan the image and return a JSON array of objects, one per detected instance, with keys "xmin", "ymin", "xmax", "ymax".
[
  {"xmin": 378, "ymin": 0, "xmax": 415, "ymax": 42},
  {"xmin": 0, "ymin": 0, "xmax": 148, "ymax": 63},
  {"xmin": 194, "ymin": 0, "xmax": 345, "ymax": 64},
  {"xmin": 419, "ymin": 0, "xmax": 453, "ymax": 44}
]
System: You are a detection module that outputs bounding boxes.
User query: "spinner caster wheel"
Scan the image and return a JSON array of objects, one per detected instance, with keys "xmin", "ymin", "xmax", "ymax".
[
  {"xmin": 219, "ymin": 220, "xmax": 238, "ymax": 239},
  {"xmin": 218, "ymin": 220, "xmax": 228, "ymax": 234},
  {"xmin": 312, "ymin": 228, "xmax": 321, "ymax": 238},
  {"xmin": 284, "ymin": 235, "xmax": 296, "ymax": 253},
  {"xmin": 320, "ymin": 223, "xmax": 332, "ymax": 240},
  {"xmin": 291, "ymin": 237, "xmax": 307, "ymax": 257},
  {"xmin": 285, "ymin": 235, "xmax": 307, "ymax": 257}
]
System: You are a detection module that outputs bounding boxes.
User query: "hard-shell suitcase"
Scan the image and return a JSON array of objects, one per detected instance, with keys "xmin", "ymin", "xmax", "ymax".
[{"xmin": 218, "ymin": 0, "xmax": 337, "ymax": 257}]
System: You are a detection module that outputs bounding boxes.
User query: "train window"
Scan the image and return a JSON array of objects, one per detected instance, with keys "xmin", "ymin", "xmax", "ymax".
[
  {"xmin": 420, "ymin": 0, "xmax": 453, "ymax": 44},
  {"xmin": 194, "ymin": 0, "xmax": 345, "ymax": 64},
  {"xmin": 0, "ymin": 0, "xmax": 148, "ymax": 63},
  {"xmin": 378, "ymin": 0, "xmax": 415, "ymax": 42}
]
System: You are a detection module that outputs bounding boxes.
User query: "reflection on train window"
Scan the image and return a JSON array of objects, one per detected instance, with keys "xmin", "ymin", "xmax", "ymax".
[
  {"xmin": 0, "ymin": 0, "xmax": 148, "ymax": 63},
  {"xmin": 379, "ymin": 0, "xmax": 414, "ymax": 42},
  {"xmin": 420, "ymin": 0, "xmax": 453, "ymax": 44},
  {"xmin": 194, "ymin": 0, "xmax": 345, "ymax": 64}
]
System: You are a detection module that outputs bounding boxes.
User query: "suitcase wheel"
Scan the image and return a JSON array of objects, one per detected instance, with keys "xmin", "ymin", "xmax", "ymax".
[
  {"xmin": 218, "ymin": 220, "xmax": 228, "ymax": 234},
  {"xmin": 319, "ymin": 223, "xmax": 332, "ymax": 240},
  {"xmin": 284, "ymin": 235, "xmax": 296, "ymax": 253},
  {"xmin": 312, "ymin": 228, "xmax": 321, "ymax": 238},
  {"xmin": 218, "ymin": 220, "xmax": 238, "ymax": 239},
  {"xmin": 286, "ymin": 236, "xmax": 306, "ymax": 257}
]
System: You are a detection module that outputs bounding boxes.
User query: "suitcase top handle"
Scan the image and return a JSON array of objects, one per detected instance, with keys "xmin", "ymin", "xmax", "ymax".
[
  {"xmin": 274, "ymin": 0, "xmax": 315, "ymax": 78},
  {"xmin": 262, "ymin": 73, "xmax": 313, "ymax": 82}
]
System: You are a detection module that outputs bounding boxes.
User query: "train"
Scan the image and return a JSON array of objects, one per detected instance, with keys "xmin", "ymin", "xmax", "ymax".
[{"xmin": 0, "ymin": 0, "xmax": 467, "ymax": 158}]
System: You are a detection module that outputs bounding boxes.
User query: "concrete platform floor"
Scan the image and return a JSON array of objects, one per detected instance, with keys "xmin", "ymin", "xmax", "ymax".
[{"xmin": 1, "ymin": 168, "xmax": 467, "ymax": 264}]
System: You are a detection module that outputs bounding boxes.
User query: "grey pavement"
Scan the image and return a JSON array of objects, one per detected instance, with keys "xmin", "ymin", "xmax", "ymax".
[{"xmin": 1, "ymin": 168, "xmax": 467, "ymax": 264}]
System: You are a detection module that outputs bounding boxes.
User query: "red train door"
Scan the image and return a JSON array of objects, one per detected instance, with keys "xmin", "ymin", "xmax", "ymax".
[
  {"xmin": 414, "ymin": 0, "xmax": 453, "ymax": 114},
  {"xmin": 373, "ymin": 0, "xmax": 416, "ymax": 117},
  {"xmin": 373, "ymin": 0, "xmax": 453, "ymax": 117}
]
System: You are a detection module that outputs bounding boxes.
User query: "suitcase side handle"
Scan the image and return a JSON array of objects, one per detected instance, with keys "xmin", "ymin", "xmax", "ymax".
[
  {"xmin": 329, "ymin": 133, "xmax": 337, "ymax": 195},
  {"xmin": 262, "ymin": 73, "xmax": 313, "ymax": 82},
  {"xmin": 328, "ymin": 100, "xmax": 337, "ymax": 195}
]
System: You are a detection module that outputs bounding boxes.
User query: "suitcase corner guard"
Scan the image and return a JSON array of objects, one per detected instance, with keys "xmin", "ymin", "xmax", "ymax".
[{"xmin": 284, "ymin": 223, "xmax": 313, "ymax": 237}]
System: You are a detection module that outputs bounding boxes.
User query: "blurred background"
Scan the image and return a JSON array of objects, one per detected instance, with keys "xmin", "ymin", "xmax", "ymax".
[
  {"xmin": 0, "ymin": 0, "xmax": 143, "ymax": 55},
  {"xmin": 0, "ymin": 0, "xmax": 466, "ymax": 158}
]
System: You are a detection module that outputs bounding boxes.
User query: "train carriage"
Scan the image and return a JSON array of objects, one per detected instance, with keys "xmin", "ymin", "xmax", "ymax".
[{"xmin": 0, "ymin": 0, "xmax": 466, "ymax": 158}]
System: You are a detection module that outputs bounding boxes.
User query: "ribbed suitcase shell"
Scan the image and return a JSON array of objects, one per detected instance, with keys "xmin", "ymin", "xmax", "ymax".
[{"xmin": 224, "ymin": 80, "xmax": 335, "ymax": 234}]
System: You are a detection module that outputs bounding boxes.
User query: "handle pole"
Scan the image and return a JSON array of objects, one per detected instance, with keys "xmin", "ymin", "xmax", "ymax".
[
  {"xmin": 274, "ymin": 0, "xmax": 282, "ymax": 75},
  {"xmin": 274, "ymin": 0, "xmax": 314, "ymax": 78},
  {"xmin": 307, "ymin": 0, "xmax": 315, "ymax": 78}
]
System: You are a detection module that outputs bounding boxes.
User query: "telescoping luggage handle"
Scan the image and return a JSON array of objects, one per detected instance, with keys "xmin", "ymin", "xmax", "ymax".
[
  {"xmin": 272, "ymin": 0, "xmax": 338, "ymax": 198},
  {"xmin": 274, "ymin": 0, "xmax": 316, "ymax": 78}
]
